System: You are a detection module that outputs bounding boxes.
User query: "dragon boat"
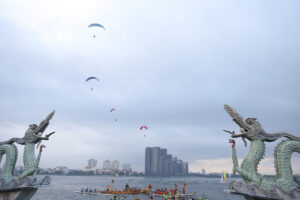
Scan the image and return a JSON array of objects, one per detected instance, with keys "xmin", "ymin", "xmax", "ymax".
[
  {"xmin": 74, "ymin": 189, "xmax": 150, "ymax": 195},
  {"xmin": 100, "ymin": 190, "xmax": 141, "ymax": 195},
  {"xmin": 152, "ymin": 192, "xmax": 195, "ymax": 198},
  {"xmin": 101, "ymin": 188, "xmax": 150, "ymax": 195},
  {"xmin": 73, "ymin": 190, "xmax": 111, "ymax": 195}
]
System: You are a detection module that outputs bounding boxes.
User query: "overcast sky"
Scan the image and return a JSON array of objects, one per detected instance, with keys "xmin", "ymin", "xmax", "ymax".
[{"xmin": 1, "ymin": 0, "xmax": 300, "ymax": 174}]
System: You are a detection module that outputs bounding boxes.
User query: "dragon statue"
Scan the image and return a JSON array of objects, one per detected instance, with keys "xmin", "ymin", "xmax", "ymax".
[
  {"xmin": 223, "ymin": 105, "xmax": 300, "ymax": 200},
  {"xmin": 0, "ymin": 111, "xmax": 55, "ymax": 189}
]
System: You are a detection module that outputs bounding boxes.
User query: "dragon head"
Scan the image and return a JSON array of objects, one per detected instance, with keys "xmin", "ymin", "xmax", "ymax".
[
  {"xmin": 24, "ymin": 123, "xmax": 44, "ymax": 144},
  {"xmin": 244, "ymin": 118, "xmax": 264, "ymax": 140},
  {"xmin": 224, "ymin": 105, "xmax": 266, "ymax": 147}
]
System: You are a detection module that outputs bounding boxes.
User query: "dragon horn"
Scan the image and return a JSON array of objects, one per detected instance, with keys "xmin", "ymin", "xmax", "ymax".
[
  {"xmin": 34, "ymin": 110, "xmax": 55, "ymax": 135},
  {"xmin": 47, "ymin": 110, "xmax": 55, "ymax": 121},
  {"xmin": 224, "ymin": 104, "xmax": 250, "ymax": 131}
]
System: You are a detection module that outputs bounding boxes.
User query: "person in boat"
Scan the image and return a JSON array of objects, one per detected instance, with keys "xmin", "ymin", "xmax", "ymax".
[
  {"xmin": 183, "ymin": 183, "xmax": 187, "ymax": 194},
  {"xmin": 172, "ymin": 194, "xmax": 175, "ymax": 200},
  {"xmin": 94, "ymin": 188, "xmax": 97, "ymax": 193},
  {"xmin": 135, "ymin": 196, "xmax": 140, "ymax": 200},
  {"xmin": 148, "ymin": 184, "xmax": 153, "ymax": 193},
  {"xmin": 81, "ymin": 188, "xmax": 84, "ymax": 193},
  {"xmin": 107, "ymin": 185, "xmax": 110, "ymax": 191},
  {"xmin": 151, "ymin": 188, "xmax": 154, "ymax": 195},
  {"xmin": 86, "ymin": 188, "xmax": 88, "ymax": 192},
  {"xmin": 125, "ymin": 183, "xmax": 129, "ymax": 191},
  {"xmin": 90, "ymin": 189, "xmax": 93, "ymax": 193}
]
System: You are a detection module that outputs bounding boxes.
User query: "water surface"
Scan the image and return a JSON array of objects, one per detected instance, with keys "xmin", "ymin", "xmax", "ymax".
[{"xmin": 33, "ymin": 176, "xmax": 244, "ymax": 200}]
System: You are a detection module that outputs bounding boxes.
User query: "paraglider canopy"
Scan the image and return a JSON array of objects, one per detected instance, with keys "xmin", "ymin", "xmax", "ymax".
[
  {"xmin": 140, "ymin": 126, "xmax": 148, "ymax": 137},
  {"xmin": 140, "ymin": 125, "xmax": 148, "ymax": 131},
  {"xmin": 86, "ymin": 76, "xmax": 99, "ymax": 82},
  {"xmin": 88, "ymin": 23, "xmax": 105, "ymax": 38},
  {"xmin": 110, "ymin": 108, "xmax": 119, "ymax": 122},
  {"xmin": 88, "ymin": 23, "xmax": 105, "ymax": 30},
  {"xmin": 86, "ymin": 76, "xmax": 99, "ymax": 91}
]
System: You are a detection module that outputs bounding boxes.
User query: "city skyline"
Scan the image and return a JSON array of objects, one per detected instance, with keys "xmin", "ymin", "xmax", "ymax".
[{"xmin": 82, "ymin": 159, "xmax": 132, "ymax": 172}]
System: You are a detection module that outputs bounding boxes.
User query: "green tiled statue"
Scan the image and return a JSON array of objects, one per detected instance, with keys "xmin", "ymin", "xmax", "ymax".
[
  {"xmin": 0, "ymin": 111, "xmax": 54, "ymax": 189},
  {"xmin": 224, "ymin": 105, "xmax": 300, "ymax": 200}
]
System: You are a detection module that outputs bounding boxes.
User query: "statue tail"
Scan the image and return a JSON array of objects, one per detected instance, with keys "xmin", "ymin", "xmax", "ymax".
[
  {"xmin": 274, "ymin": 140, "xmax": 300, "ymax": 188},
  {"xmin": 0, "ymin": 144, "xmax": 18, "ymax": 180}
]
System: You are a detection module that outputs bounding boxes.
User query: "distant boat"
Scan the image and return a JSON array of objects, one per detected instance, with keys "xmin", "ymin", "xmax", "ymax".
[
  {"xmin": 73, "ymin": 190, "xmax": 111, "ymax": 195},
  {"xmin": 220, "ymin": 171, "xmax": 227, "ymax": 183}
]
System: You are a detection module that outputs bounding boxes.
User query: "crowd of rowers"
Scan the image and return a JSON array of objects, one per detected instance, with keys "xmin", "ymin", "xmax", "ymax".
[
  {"xmin": 149, "ymin": 183, "xmax": 186, "ymax": 195},
  {"xmin": 80, "ymin": 183, "xmax": 145, "ymax": 194},
  {"xmin": 79, "ymin": 183, "xmax": 208, "ymax": 200},
  {"xmin": 148, "ymin": 183, "xmax": 208, "ymax": 200}
]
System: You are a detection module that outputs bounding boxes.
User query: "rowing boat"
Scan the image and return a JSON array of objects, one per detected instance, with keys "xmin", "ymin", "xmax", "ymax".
[
  {"xmin": 153, "ymin": 193, "xmax": 195, "ymax": 198},
  {"xmin": 73, "ymin": 190, "xmax": 112, "ymax": 195},
  {"xmin": 100, "ymin": 191, "xmax": 141, "ymax": 195},
  {"xmin": 74, "ymin": 189, "xmax": 149, "ymax": 195}
]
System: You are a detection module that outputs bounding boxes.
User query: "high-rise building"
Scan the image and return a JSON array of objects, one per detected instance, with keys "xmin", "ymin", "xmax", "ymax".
[
  {"xmin": 145, "ymin": 147, "xmax": 188, "ymax": 176},
  {"xmin": 87, "ymin": 159, "xmax": 97, "ymax": 168},
  {"xmin": 103, "ymin": 160, "xmax": 111, "ymax": 170},
  {"xmin": 172, "ymin": 157, "xmax": 178, "ymax": 175},
  {"xmin": 84, "ymin": 159, "xmax": 97, "ymax": 172},
  {"xmin": 145, "ymin": 147, "xmax": 152, "ymax": 175},
  {"xmin": 112, "ymin": 160, "xmax": 119, "ymax": 170},
  {"xmin": 182, "ymin": 162, "xmax": 189, "ymax": 175},
  {"xmin": 176, "ymin": 159, "xmax": 183, "ymax": 175},
  {"xmin": 151, "ymin": 147, "xmax": 160, "ymax": 175},
  {"xmin": 202, "ymin": 168, "xmax": 206, "ymax": 175},
  {"xmin": 166, "ymin": 154, "xmax": 173, "ymax": 176},
  {"xmin": 158, "ymin": 148, "xmax": 167, "ymax": 176},
  {"xmin": 122, "ymin": 164, "xmax": 131, "ymax": 171}
]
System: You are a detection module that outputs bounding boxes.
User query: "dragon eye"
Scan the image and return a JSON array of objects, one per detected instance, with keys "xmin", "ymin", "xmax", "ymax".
[{"xmin": 29, "ymin": 124, "xmax": 38, "ymax": 130}]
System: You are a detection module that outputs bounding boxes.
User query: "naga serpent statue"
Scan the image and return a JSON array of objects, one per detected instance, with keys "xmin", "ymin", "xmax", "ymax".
[
  {"xmin": 223, "ymin": 105, "xmax": 300, "ymax": 200},
  {"xmin": 0, "ymin": 111, "xmax": 55, "ymax": 188}
]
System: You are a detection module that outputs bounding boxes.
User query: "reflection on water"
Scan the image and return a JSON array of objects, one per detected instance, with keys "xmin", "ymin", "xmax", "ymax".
[{"xmin": 33, "ymin": 176, "xmax": 244, "ymax": 200}]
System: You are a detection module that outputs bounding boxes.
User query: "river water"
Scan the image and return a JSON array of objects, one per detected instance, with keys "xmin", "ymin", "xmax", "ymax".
[{"xmin": 32, "ymin": 176, "xmax": 244, "ymax": 200}]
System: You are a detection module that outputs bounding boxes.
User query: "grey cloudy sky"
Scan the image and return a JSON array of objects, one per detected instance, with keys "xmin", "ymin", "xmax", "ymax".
[{"xmin": 1, "ymin": 0, "xmax": 300, "ymax": 174}]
